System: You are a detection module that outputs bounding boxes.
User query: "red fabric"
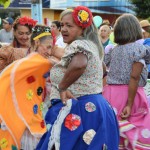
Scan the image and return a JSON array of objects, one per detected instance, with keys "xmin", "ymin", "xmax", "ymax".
[
  {"xmin": 65, "ymin": 114, "xmax": 81, "ymax": 131},
  {"xmin": 18, "ymin": 16, "xmax": 37, "ymax": 27}
]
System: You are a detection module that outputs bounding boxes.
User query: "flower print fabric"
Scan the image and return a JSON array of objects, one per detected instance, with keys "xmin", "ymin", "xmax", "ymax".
[{"xmin": 50, "ymin": 39, "xmax": 103, "ymax": 100}]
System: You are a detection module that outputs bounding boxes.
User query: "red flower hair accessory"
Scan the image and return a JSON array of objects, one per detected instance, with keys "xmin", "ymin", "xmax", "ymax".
[
  {"xmin": 72, "ymin": 6, "xmax": 93, "ymax": 28},
  {"xmin": 18, "ymin": 16, "xmax": 37, "ymax": 27}
]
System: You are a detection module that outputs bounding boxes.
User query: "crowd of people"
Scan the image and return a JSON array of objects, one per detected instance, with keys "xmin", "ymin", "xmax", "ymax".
[{"xmin": 0, "ymin": 5, "xmax": 150, "ymax": 150}]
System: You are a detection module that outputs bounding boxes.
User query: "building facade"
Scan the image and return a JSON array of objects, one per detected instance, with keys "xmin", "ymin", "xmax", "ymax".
[{"xmin": 0, "ymin": 0, "xmax": 134, "ymax": 26}]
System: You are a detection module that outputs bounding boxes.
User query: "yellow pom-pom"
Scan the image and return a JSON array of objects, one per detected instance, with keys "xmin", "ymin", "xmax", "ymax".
[{"xmin": 78, "ymin": 10, "xmax": 89, "ymax": 23}]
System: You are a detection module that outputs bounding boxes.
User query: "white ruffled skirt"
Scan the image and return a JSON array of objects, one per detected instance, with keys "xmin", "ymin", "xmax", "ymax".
[{"xmin": 21, "ymin": 128, "xmax": 40, "ymax": 150}]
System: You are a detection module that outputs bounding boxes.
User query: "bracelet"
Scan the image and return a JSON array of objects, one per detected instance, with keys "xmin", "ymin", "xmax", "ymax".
[{"xmin": 56, "ymin": 84, "xmax": 67, "ymax": 93}]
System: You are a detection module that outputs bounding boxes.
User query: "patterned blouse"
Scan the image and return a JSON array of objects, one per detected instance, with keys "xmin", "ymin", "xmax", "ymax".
[
  {"xmin": 0, "ymin": 46, "xmax": 27, "ymax": 72},
  {"xmin": 50, "ymin": 39, "xmax": 103, "ymax": 100},
  {"xmin": 104, "ymin": 42, "xmax": 150, "ymax": 87}
]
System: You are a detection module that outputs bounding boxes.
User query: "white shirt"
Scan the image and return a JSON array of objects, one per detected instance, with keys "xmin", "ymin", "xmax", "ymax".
[
  {"xmin": 56, "ymin": 34, "xmax": 66, "ymax": 48},
  {"xmin": 0, "ymin": 29, "xmax": 14, "ymax": 43}
]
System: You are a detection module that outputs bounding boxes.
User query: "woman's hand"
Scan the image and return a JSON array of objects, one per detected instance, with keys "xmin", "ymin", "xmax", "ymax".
[
  {"xmin": 48, "ymin": 56, "xmax": 60, "ymax": 65},
  {"xmin": 122, "ymin": 62, "xmax": 143, "ymax": 119},
  {"xmin": 120, "ymin": 105, "xmax": 132, "ymax": 119},
  {"xmin": 60, "ymin": 90, "xmax": 77, "ymax": 105}
]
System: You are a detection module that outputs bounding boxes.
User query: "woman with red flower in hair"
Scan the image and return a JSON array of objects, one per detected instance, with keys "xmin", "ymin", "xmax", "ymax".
[
  {"xmin": 36, "ymin": 6, "xmax": 119, "ymax": 150},
  {"xmin": 0, "ymin": 16, "xmax": 37, "ymax": 73},
  {"xmin": 12, "ymin": 16, "xmax": 37, "ymax": 49}
]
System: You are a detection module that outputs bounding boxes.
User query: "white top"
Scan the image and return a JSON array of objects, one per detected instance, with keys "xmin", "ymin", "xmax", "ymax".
[
  {"xmin": 56, "ymin": 34, "xmax": 66, "ymax": 48},
  {"xmin": 0, "ymin": 29, "xmax": 14, "ymax": 43}
]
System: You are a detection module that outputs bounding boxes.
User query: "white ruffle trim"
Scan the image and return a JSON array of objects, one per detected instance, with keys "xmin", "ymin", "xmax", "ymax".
[
  {"xmin": 21, "ymin": 128, "xmax": 40, "ymax": 150},
  {"xmin": 10, "ymin": 53, "xmax": 43, "ymax": 137},
  {"xmin": 48, "ymin": 99, "xmax": 72, "ymax": 150}
]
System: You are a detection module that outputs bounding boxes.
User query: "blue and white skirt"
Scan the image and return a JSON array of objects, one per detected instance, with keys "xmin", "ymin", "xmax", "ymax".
[{"xmin": 36, "ymin": 94, "xmax": 119, "ymax": 150}]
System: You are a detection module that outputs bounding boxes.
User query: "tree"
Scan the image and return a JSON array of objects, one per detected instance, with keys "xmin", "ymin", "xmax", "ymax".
[
  {"xmin": 129, "ymin": 0, "xmax": 150, "ymax": 19},
  {"xmin": 0, "ymin": 0, "xmax": 11, "ymax": 8}
]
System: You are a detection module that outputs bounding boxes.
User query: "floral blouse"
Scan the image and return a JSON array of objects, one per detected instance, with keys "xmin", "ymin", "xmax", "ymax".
[
  {"xmin": 0, "ymin": 46, "xmax": 27, "ymax": 72},
  {"xmin": 104, "ymin": 42, "xmax": 150, "ymax": 87},
  {"xmin": 50, "ymin": 39, "xmax": 103, "ymax": 100}
]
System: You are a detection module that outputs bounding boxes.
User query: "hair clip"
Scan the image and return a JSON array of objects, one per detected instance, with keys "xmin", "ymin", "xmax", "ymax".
[
  {"xmin": 32, "ymin": 26, "xmax": 51, "ymax": 33},
  {"xmin": 45, "ymin": 27, "xmax": 51, "ymax": 32}
]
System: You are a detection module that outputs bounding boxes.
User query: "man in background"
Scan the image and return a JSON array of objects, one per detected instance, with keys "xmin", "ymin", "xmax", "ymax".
[
  {"xmin": 0, "ymin": 17, "xmax": 14, "ymax": 44},
  {"xmin": 99, "ymin": 24, "xmax": 113, "ymax": 49},
  {"xmin": 51, "ymin": 20, "xmax": 66, "ymax": 48}
]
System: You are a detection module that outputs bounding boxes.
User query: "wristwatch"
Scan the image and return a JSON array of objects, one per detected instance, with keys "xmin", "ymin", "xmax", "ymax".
[{"xmin": 56, "ymin": 84, "xmax": 67, "ymax": 93}]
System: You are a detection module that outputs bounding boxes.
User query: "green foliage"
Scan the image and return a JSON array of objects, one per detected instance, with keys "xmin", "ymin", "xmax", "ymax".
[
  {"xmin": 129, "ymin": 0, "xmax": 150, "ymax": 19},
  {"xmin": 0, "ymin": 0, "xmax": 10, "ymax": 8},
  {"xmin": 0, "ymin": 0, "xmax": 8, "ymax": 3}
]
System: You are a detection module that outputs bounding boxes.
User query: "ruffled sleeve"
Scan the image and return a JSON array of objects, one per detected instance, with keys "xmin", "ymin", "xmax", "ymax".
[
  {"xmin": 60, "ymin": 40, "xmax": 93, "ymax": 67},
  {"xmin": 132, "ymin": 44, "xmax": 150, "ymax": 64},
  {"xmin": 104, "ymin": 47, "xmax": 114, "ymax": 67},
  {"xmin": 143, "ymin": 45, "xmax": 150, "ymax": 64}
]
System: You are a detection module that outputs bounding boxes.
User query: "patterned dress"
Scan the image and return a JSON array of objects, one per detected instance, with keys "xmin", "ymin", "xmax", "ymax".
[
  {"xmin": 103, "ymin": 42, "xmax": 150, "ymax": 150},
  {"xmin": 0, "ymin": 45, "xmax": 27, "ymax": 73},
  {"xmin": 36, "ymin": 39, "xmax": 119, "ymax": 150}
]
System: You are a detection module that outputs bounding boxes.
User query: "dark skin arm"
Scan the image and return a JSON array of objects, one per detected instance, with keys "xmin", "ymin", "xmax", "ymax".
[
  {"xmin": 58, "ymin": 52, "xmax": 88, "ymax": 104},
  {"xmin": 102, "ymin": 61, "xmax": 106, "ymax": 74},
  {"xmin": 121, "ymin": 62, "xmax": 144, "ymax": 119},
  {"xmin": 102, "ymin": 62, "xmax": 107, "ymax": 87}
]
